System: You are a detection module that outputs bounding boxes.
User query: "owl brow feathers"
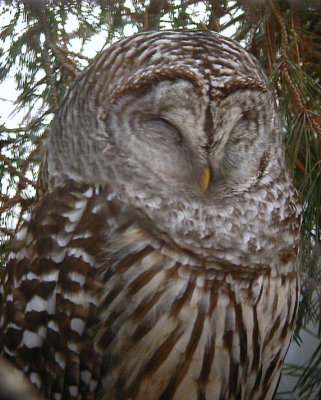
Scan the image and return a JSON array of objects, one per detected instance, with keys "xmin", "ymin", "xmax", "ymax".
[
  {"xmin": 105, "ymin": 65, "xmax": 207, "ymax": 114},
  {"xmin": 106, "ymin": 68, "xmax": 268, "ymax": 117},
  {"xmin": 215, "ymin": 77, "xmax": 269, "ymax": 99}
]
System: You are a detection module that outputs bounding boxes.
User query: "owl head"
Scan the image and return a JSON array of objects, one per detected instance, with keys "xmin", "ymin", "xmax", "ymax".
[
  {"xmin": 48, "ymin": 30, "xmax": 280, "ymax": 194},
  {"xmin": 47, "ymin": 30, "xmax": 299, "ymax": 265}
]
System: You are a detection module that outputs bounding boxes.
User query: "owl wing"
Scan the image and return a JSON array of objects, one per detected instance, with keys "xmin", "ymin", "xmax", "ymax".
[{"xmin": 0, "ymin": 181, "xmax": 112, "ymax": 400}]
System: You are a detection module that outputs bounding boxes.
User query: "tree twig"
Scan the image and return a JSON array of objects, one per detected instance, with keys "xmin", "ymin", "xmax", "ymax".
[{"xmin": 0, "ymin": 154, "xmax": 37, "ymax": 189}]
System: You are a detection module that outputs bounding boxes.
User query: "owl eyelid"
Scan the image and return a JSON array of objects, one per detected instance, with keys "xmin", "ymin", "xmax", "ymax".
[
  {"xmin": 154, "ymin": 117, "xmax": 184, "ymax": 142},
  {"xmin": 158, "ymin": 117, "xmax": 177, "ymax": 128}
]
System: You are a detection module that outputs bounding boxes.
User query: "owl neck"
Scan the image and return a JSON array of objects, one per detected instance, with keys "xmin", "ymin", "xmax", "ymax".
[{"xmin": 115, "ymin": 177, "xmax": 301, "ymax": 275}]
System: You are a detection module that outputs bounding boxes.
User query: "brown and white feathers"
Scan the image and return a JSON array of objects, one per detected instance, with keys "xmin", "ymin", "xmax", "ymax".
[{"xmin": 0, "ymin": 30, "xmax": 301, "ymax": 400}]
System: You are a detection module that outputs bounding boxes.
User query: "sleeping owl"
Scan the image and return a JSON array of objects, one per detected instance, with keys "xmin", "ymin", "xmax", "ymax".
[{"xmin": 0, "ymin": 30, "xmax": 301, "ymax": 400}]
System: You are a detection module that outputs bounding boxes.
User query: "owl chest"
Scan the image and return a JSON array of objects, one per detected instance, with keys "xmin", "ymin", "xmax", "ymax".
[{"xmin": 97, "ymin": 250, "xmax": 299, "ymax": 400}]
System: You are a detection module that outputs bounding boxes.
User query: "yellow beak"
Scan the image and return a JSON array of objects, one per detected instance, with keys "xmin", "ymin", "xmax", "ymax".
[{"xmin": 200, "ymin": 166, "xmax": 211, "ymax": 192}]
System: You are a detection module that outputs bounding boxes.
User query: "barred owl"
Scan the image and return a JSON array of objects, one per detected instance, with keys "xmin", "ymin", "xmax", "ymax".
[{"xmin": 0, "ymin": 30, "xmax": 301, "ymax": 400}]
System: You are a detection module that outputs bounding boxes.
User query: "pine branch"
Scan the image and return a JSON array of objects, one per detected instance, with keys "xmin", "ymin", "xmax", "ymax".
[
  {"xmin": 0, "ymin": 154, "xmax": 36, "ymax": 189},
  {"xmin": 41, "ymin": 44, "xmax": 59, "ymax": 111},
  {"xmin": 0, "ymin": 193, "xmax": 32, "ymax": 215}
]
